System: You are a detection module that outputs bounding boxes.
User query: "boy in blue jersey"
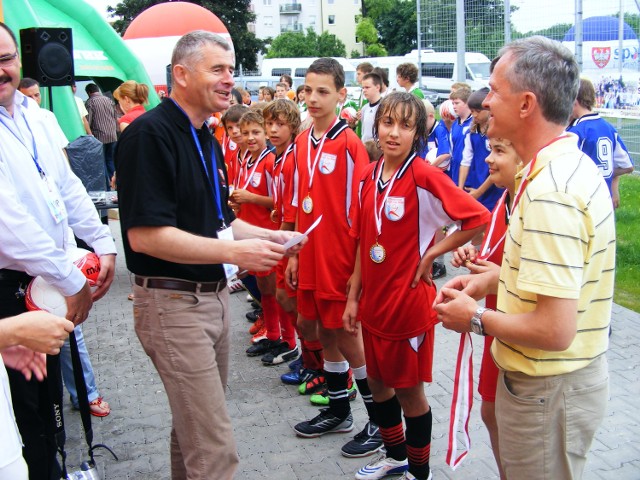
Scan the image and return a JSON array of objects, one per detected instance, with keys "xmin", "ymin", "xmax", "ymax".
[
  {"xmin": 448, "ymin": 86, "xmax": 473, "ymax": 185},
  {"xmin": 567, "ymin": 78, "xmax": 634, "ymax": 208}
]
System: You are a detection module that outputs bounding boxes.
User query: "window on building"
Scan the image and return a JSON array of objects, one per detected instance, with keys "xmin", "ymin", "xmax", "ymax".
[
  {"xmin": 264, "ymin": 16, "xmax": 273, "ymax": 26},
  {"xmin": 263, "ymin": 0, "xmax": 272, "ymax": 5},
  {"xmin": 328, "ymin": 0, "xmax": 335, "ymax": 4},
  {"xmin": 328, "ymin": 15, "xmax": 335, "ymax": 25},
  {"xmin": 271, "ymin": 68, "xmax": 291, "ymax": 77}
]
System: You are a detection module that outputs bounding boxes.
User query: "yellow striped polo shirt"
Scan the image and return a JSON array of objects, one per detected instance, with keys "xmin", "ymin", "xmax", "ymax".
[{"xmin": 492, "ymin": 133, "xmax": 615, "ymax": 376}]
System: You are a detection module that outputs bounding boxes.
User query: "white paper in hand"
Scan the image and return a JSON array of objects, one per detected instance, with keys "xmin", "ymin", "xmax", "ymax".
[{"xmin": 284, "ymin": 215, "xmax": 323, "ymax": 250}]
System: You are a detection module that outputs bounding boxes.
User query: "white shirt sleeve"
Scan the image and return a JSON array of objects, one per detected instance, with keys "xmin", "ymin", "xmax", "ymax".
[{"xmin": 461, "ymin": 132, "xmax": 473, "ymax": 167}]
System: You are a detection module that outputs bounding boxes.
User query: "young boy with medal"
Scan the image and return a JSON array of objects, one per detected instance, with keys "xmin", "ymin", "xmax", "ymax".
[
  {"xmin": 344, "ymin": 92, "xmax": 489, "ymax": 480},
  {"xmin": 288, "ymin": 58, "xmax": 384, "ymax": 458},
  {"xmin": 450, "ymin": 137, "xmax": 522, "ymax": 479},
  {"xmin": 229, "ymin": 110, "xmax": 283, "ymax": 361}
]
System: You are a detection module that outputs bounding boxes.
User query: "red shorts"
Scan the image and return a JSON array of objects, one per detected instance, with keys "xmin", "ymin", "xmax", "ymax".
[
  {"xmin": 249, "ymin": 267, "xmax": 274, "ymax": 278},
  {"xmin": 362, "ymin": 326, "xmax": 435, "ymax": 389},
  {"xmin": 275, "ymin": 258, "xmax": 295, "ymax": 297},
  {"xmin": 297, "ymin": 289, "xmax": 345, "ymax": 329},
  {"xmin": 478, "ymin": 335, "xmax": 498, "ymax": 402}
]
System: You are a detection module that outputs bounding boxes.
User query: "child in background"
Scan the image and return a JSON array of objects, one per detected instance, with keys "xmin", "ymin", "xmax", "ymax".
[
  {"xmin": 448, "ymin": 86, "xmax": 473, "ymax": 186},
  {"xmin": 229, "ymin": 110, "xmax": 280, "ymax": 361},
  {"xmin": 263, "ymin": 87, "xmax": 275, "ymax": 102},
  {"xmin": 450, "ymin": 136, "xmax": 523, "ymax": 480},
  {"xmin": 459, "ymin": 88, "xmax": 504, "ymax": 216},
  {"xmin": 289, "ymin": 57, "xmax": 383, "ymax": 458},
  {"xmin": 345, "ymin": 92, "xmax": 489, "ymax": 480}
]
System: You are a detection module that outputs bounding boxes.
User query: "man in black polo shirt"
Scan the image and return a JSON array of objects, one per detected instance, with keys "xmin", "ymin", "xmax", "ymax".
[{"xmin": 116, "ymin": 31, "xmax": 301, "ymax": 480}]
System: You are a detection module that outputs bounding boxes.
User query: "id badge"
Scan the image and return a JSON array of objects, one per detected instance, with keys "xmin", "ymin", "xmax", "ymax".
[
  {"xmin": 217, "ymin": 226, "xmax": 239, "ymax": 279},
  {"xmin": 38, "ymin": 175, "xmax": 67, "ymax": 224}
]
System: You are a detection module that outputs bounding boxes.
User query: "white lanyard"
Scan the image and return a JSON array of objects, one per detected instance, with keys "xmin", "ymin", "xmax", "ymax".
[
  {"xmin": 240, "ymin": 148, "xmax": 269, "ymax": 190},
  {"xmin": 307, "ymin": 117, "xmax": 338, "ymax": 189},
  {"xmin": 373, "ymin": 158, "xmax": 403, "ymax": 238}
]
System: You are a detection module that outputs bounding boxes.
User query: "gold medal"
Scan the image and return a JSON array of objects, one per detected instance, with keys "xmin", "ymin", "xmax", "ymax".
[
  {"xmin": 369, "ymin": 242, "xmax": 386, "ymax": 263},
  {"xmin": 302, "ymin": 195, "xmax": 313, "ymax": 214},
  {"xmin": 270, "ymin": 209, "xmax": 279, "ymax": 223}
]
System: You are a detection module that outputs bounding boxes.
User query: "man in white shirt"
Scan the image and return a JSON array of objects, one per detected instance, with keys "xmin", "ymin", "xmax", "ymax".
[
  {"xmin": 0, "ymin": 22, "xmax": 117, "ymax": 479},
  {"xmin": 359, "ymin": 72, "xmax": 382, "ymax": 143}
]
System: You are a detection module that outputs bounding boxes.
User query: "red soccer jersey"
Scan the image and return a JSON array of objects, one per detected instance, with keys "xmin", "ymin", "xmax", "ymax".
[
  {"xmin": 273, "ymin": 143, "xmax": 297, "ymax": 225},
  {"xmin": 294, "ymin": 119, "xmax": 369, "ymax": 300},
  {"xmin": 351, "ymin": 153, "xmax": 490, "ymax": 340},
  {"xmin": 222, "ymin": 137, "xmax": 238, "ymax": 174},
  {"xmin": 235, "ymin": 147, "xmax": 276, "ymax": 230}
]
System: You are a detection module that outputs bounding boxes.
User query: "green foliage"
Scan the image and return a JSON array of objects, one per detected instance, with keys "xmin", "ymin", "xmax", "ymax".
[
  {"xmin": 375, "ymin": 0, "xmax": 417, "ymax": 55},
  {"xmin": 106, "ymin": 0, "xmax": 264, "ymax": 71},
  {"xmin": 266, "ymin": 28, "xmax": 346, "ymax": 58},
  {"xmin": 366, "ymin": 44, "xmax": 388, "ymax": 57},
  {"xmin": 350, "ymin": 49, "xmax": 362, "ymax": 59},
  {"xmin": 614, "ymin": 174, "xmax": 640, "ymax": 312},
  {"xmin": 356, "ymin": 17, "xmax": 378, "ymax": 46}
]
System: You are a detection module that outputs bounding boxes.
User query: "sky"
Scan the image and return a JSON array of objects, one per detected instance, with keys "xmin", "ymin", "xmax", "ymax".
[{"xmin": 85, "ymin": 0, "xmax": 637, "ymax": 34}]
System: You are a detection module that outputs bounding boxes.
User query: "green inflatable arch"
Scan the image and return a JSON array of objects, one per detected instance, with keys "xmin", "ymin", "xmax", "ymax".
[{"xmin": 2, "ymin": 0, "xmax": 159, "ymax": 141}]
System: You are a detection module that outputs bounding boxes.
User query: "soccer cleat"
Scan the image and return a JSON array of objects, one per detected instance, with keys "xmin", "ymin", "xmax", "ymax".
[
  {"xmin": 294, "ymin": 408, "xmax": 353, "ymax": 438},
  {"xmin": 288, "ymin": 356, "xmax": 303, "ymax": 371},
  {"xmin": 310, "ymin": 381, "xmax": 358, "ymax": 406},
  {"xmin": 261, "ymin": 341, "xmax": 299, "ymax": 366},
  {"xmin": 341, "ymin": 422, "xmax": 383, "ymax": 458},
  {"xmin": 354, "ymin": 453, "xmax": 409, "ymax": 480},
  {"xmin": 281, "ymin": 367, "xmax": 317, "ymax": 386},
  {"xmin": 298, "ymin": 371, "xmax": 326, "ymax": 395},
  {"xmin": 432, "ymin": 261, "xmax": 447, "ymax": 279},
  {"xmin": 251, "ymin": 325, "xmax": 267, "ymax": 343},
  {"xmin": 246, "ymin": 338, "xmax": 278, "ymax": 357},
  {"xmin": 248, "ymin": 315, "xmax": 264, "ymax": 335},
  {"xmin": 246, "ymin": 308, "xmax": 262, "ymax": 322}
]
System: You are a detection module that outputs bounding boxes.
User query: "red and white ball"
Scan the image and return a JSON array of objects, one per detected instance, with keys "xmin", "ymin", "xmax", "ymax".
[
  {"xmin": 68, "ymin": 248, "xmax": 101, "ymax": 287},
  {"xmin": 340, "ymin": 107, "xmax": 357, "ymax": 123}
]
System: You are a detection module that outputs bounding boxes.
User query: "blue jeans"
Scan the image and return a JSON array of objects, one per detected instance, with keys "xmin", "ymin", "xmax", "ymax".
[
  {"xmin": 60, "ymin": 326, "xmax": 100, "ymax": 407},
  {"xmin": 103, "ymin": 141, "xmax": 116, "ymax": 190}
]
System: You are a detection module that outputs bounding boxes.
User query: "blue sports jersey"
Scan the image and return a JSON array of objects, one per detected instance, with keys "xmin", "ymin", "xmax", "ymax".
[
  {"xmin": 418, "ymin": 119, "xmax": 451, "ymax": 159},
  {"xmin": 463, "ymin": 132, "xmax": 504, "ymax": 212},
  {"xmin": 567, "ymin": 113, "xmax": 633, "ymax": 193},
  {"xmin": 448, "ymin": 115, "xmax": 473, "ymax": 184}
]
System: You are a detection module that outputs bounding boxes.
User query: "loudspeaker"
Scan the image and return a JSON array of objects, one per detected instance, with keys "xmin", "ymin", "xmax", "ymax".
[{"xmin": 20, "ymin": 28, "xmax": 74, "ymax": 87}]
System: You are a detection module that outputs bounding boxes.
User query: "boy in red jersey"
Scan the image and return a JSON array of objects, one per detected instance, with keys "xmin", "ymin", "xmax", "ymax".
[
  {"xmin": 221, "ymin": 104, "xmax": 248, "ymax": 178},
  {"xmin": 287, "ymin": 57, "xmax": 383, "ymax": 458},
  {"xmin": 230, "ymin": 110, "xmax": 287, "ymax": 361},
  {"xmin": 259, "ymin": 100, "xmax": 305, "ymax": 366},
  {"xmin": 345, "ymin": 93, "xmax": 489, "ymax": 480}
]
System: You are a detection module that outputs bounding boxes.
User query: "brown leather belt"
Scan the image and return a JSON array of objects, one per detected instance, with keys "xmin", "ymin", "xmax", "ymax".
[{"xmin": 134, "ymin": 276, "xmax": 227, "ymax": 293}]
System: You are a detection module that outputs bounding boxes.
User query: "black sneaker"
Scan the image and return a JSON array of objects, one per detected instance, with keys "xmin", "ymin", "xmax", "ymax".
[
  {"xmin": 261, "ymin": 341, "xmax": 300, "ymax": 366},
  {"xmin": 246, "ymin": 338, "xmax": 277, "ymax": 357},
  {"xmin": 432, "ymin": 262, "xmax": 447, "ymax": 279},
  {"xmin": 294, "ymin": 408, "xmax": 354, "ymax": 438},
  {"xmin": 245, "ymin": 308, "xmax": 262, "ymax": 322},
  {"xmin": 341, "ymin": 421, "xmax": 383, "ymax": 458}
]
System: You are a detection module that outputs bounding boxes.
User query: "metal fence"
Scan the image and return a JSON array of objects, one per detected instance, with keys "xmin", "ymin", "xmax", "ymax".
[{"xmin": 418, "ymin": 0, "xmax": 640, "ymax": 169}]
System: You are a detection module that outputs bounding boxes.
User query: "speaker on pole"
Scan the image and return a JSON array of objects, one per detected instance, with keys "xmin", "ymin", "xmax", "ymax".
[{"xmin": 20, "ymin": 28, "xmax": 74, "ymax": 87}]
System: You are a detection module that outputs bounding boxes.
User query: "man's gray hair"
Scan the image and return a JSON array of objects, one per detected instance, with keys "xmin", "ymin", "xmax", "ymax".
[
  {"xmin": 171, "ymin": 30, "xmax": 233, "ymax": 70},
  {"xmin": 496, "ymin": 36, "xmax": 579, "ymax": 126}
]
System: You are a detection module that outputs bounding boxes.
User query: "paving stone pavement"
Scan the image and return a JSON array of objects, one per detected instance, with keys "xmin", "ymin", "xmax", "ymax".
[{"xmin": 60, "ymin": 219, "xmax": 640, "ymax": 479}]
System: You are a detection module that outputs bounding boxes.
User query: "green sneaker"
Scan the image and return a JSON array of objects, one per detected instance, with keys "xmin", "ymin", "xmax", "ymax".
[
  {"xmin": 298, "ymin": 371, "xmax": 325, "ymax": 395},
  {"xmin": 310, "ymin": 384, "xmax": 358, "ymax": 406}
]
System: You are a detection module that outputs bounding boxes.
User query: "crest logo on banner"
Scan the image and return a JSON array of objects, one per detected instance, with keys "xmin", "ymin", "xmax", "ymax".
[{"xmin": 592, "ymin": 47, "xmax": 611, "ymax": 69}]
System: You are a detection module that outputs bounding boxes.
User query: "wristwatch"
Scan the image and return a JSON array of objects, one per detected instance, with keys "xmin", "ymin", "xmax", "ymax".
[{"xmin": 470, "ymin": 307, "xmax": 491, "ymax": 336}]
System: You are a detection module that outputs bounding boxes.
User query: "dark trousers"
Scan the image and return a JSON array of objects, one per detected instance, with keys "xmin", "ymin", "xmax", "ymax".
[
  {"xmin": 103, "ymin": 141, "xmax": 117, "ymax": 190},
  {"xmin": 0, "ymin": 272, "xmax": 62, "ymax": 480}
]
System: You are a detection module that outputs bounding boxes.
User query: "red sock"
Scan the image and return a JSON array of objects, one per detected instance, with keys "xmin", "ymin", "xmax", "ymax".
[
  {"xmin": 278, "ymin": 304, "xmax": 297, "ymax": 349},
  {"xmin": 301, "ymin": 339, "xmax": 323, "ymax": 370},
  {"xmin": 261, "ymin": 294, "xmax": 280, "ymax": 341}
]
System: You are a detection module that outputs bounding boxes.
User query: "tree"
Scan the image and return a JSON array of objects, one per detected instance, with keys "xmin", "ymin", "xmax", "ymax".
[
  {"xmin": 106, "ymin": 0, "xmax": 264, "ymax": 71},
  {"xmin": 266, "ymin": 28, "xmax": 346, "ymax": 58},
  {"xmin": 356, "ymin": 17, "xmax": 387, "ymax": 57},
  {"xmin": 375, "ymin": 0, "xmax": 417, "ymax": 55}
]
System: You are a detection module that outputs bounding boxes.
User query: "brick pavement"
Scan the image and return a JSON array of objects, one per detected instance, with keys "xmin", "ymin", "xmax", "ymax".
[{"xmin": 61, "ymin": 219, "xmax": 640, "ymax": 479}]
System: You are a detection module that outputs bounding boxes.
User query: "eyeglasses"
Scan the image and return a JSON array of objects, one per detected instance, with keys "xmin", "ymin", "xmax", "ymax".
[{"xmin": 0, "ymin": 52, "xmax": 18, "ymax": 67}]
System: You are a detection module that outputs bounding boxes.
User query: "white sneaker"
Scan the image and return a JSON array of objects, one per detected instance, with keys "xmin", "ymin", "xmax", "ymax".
[
  {"xmin": 397, "ymin": 471, "xmax": 432, "ymax": 480},
  {"xmin": 355, "ymin": 453, "xmax": 408, "ymax": 480}
]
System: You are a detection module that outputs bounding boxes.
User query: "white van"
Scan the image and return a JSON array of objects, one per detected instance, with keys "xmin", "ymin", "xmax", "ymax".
[
  {"xmin": 260, "ymin": 57, "xmax": 358, "ymax": 87},
  {"xmin": 405, "ymin": 51, "xmax": 491, "ymax": 101}
]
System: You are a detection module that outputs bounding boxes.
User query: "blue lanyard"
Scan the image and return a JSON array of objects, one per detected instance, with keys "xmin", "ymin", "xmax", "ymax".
[
  {"xmin": 171, "ymin": 100, "xmax": 226, "ymax": 227},
  {"xmin": 0, "ymin": 111, "xmax": 45, "ymax": 178}
]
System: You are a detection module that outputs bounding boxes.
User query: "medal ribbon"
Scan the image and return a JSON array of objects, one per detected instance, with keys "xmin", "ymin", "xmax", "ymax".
[
  {"xmin": 240, "ymin": 147, "xmax": 269, "ymax": 191},
  {"xmin": 307, "ymin": 117, "xmax": 338, "ymax": 190},
  {"xmin": 446, "ymin": 132, "xmax": 571, "ymax": 470},
  {"xmin": 373, "ymin": 156, "xmax": 410, "ymax": 239}
]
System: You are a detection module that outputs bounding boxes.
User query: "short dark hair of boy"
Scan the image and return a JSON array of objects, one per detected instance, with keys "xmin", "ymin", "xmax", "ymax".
[
  {"xmin": 373, "ymin": 92, "xmax": 428, "ymax": 154},
  {"xmin": 276, "ymin": 82, "xmax": 288, "ymax": 90},
  {"xmin": 239, "ymin": 109, "xmax": 265, "ymax": 130},
  {"xmin": 450, "ymin": 86, "xmax": 472, "ymax": 102},
  {"xmin": 280, "ymin": 74, "xmax": 293, "ymax": 88},
  {"xmin": 362, "ymin": 73, "xmax": 382, "ymax": 88},
  {"xmin": 85, "ymin": 83, "xmax": 100, "ymax": 95},
  {"xmin": 19, "ymin": 77, "xmax": 39, "ymax": 89},
  {"xmin": 576, "ymin": 78, "xmax": 596, "ymax": 111},
  {"xmin": 307, "ymin": 57, "xmax": 345, "ymax": 90},
  {"xmin": 372, "ymin": 67, "xmax": 389, "ymax": 87},
  {"xmin": 467, "ymin": 87, "xmax": 490, "ymax": 111},
  {"xmin": 221, "ymin": 104, "xmax": 248, "ymax": 127},
  {"xmin": 263, "ymin": 99, "xmax": 301, "ymax": 141},
  {"xmin": 357, "ymin": 62, "xmax": 374, "ymax": 74},
  {"xmin": 396, "ymin": 62, "xmax": 419, "ymax": 84}
]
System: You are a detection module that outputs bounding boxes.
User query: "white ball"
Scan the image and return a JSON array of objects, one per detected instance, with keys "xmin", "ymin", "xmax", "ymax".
[
  {"xmin": 25, "ymin": 276, "xmax": 67, "ymax": 317},
  {"xmin": 425, "ymin": 147, "xmax": 438, "ymax": 164}
]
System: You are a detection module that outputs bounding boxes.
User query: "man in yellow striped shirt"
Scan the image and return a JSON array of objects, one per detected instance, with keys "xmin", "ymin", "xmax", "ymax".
[{"xmin": 434, "ymin": 36, "xmax": 613, "ymax": 479}]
